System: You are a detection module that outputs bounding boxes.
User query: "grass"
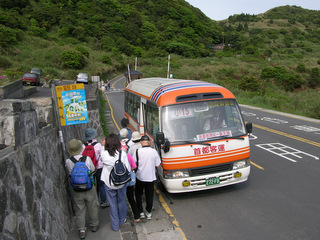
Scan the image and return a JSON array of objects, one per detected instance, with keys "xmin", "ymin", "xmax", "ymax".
[{"xmin": 139, "ymin": 54, "xmax": 320, "ymax": 119}]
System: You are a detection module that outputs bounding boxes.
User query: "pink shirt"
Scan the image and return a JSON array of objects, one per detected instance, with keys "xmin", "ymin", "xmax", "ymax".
[{"xmin": 127, "ymin": 153, "xmax": 136, "ymax": 171}]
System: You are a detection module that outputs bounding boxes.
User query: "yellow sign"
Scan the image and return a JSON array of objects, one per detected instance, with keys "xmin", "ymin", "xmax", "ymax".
[{"xmin": 56, "ymin": 84, "xmax": 89, "ymax": 126}]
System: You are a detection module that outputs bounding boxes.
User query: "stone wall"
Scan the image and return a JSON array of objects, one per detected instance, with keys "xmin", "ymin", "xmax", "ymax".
[
  {"xmin": 0, "ymin": 80, "xmax": 24, "ymax": 100},
  {"xmin": 0, "ymin": 83, "xmax": 104, "ymax": 240}
]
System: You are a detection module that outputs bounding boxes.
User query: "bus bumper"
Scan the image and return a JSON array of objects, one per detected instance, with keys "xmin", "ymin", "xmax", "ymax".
[{"xmin": 159, "ymin": 166, "xmax": 250, "ymax": 193}]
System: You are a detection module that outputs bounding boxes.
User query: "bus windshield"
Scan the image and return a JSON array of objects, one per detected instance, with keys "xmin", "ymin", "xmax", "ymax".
[{"xmin": 161, "ymin": 99, "xmax": 246, "ymax": 143}]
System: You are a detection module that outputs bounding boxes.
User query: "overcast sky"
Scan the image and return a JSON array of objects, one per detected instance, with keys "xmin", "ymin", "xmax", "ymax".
[{"xmin": 185, "ymin": 0, "xmax": 320, "ymax": 21}]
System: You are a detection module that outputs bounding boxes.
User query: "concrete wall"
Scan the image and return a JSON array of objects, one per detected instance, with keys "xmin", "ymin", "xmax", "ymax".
[
  {"xmin": 0, "ymin": 80, "xmax": 24, "ymax": 100},
  {"xmin": 0, "ymin": 83, "xmax": 104, "ymax": 240},
  {"xmin": 0, "ymin": 80, "xmax": 38, "ymax": 100}
]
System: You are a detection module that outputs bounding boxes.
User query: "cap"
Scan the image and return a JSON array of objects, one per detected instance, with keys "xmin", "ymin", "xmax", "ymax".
[
  {"xmin": 140, "ymin": 135, "xmax": 150, "ymax": 141},
  {"xmin": 68, "ymin": 139, "xmax": 83, "ymax": 156},
  {"xmin": 119, "ymin": 128, "xmax": 129, "ymax": 139},
  {"xmin": 85, "ymin": 128, "xmax": 97, "ymax": 141},
  {"xmin": 131, "ymin": 131, "xmax": 141, "ymax": 141}
]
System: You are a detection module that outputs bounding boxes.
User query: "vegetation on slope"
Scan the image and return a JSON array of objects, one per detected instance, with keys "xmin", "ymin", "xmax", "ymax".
[{"xmin": 0, "ymin": 1, "xmax": 319, "ymax": 118}]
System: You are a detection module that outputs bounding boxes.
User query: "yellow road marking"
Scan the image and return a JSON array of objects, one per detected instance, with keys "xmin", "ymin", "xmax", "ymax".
[
  {"xmin": 253, "ymin": 123, "xmax": 320, "ymax": 147},
  {"xmin": 251, "ymin": 161, "xmax": 264, "ymax": 170},
  {"xmin": 105, "ymin": 93, "xmax": 120, "ymax": 131},
  {"xmin": 111, "ymin": 76, "xmax": 125, "ymax": 90},
  {"xmin": 155, "ymin": 187, "xmax": 188, "ymax": 240}
]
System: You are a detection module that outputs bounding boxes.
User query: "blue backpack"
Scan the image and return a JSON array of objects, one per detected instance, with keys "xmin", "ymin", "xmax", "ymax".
[
  {"xmin": 70, "ymin": 156, "xmax": 93, "ymax": 191},
  {"xmin": 109, "ymin": 151, "xmax": 131, "ymax": 186}
]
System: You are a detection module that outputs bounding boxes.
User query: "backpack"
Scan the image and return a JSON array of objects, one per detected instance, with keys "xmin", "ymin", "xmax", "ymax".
[
  {"xmin": 82, "ymin": 142, "xmax": 98, "ymax": 167},
  {"xmin": 109, "ymin": 151, "xmax": 131, "ymax": 186},
  {"xmin": 70, "ymin": 156, "xmax": 93, "ymax": 191}
]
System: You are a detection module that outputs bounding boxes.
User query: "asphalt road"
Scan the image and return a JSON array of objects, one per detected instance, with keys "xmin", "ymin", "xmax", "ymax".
[
  {"xmin": 160, "ymin": 106, "xmax": 320, "ymax": 240},
  {"xmin": 106, "ymin": 77, "xmax": 320, "ymax": 240}
]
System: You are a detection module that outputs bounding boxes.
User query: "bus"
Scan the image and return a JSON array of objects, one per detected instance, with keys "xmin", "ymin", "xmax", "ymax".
[{"xmin": 124, "ymin": 78, "xmax": 252, "ymax": 193}]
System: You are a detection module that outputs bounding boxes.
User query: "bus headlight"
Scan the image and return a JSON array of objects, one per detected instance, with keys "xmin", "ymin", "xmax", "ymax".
[
  {"xmin": 164, "ymin": 170, "xmax": 190, "ymax": 179},
  {"xmin": 232, "ymin": 160, "xmax": 247, "ymax": 170}
]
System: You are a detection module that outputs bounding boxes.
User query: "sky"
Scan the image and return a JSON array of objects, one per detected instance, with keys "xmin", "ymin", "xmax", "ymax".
[{"xmin": 185, "ymin": 0, "xmax": 320, "ymax": 21}]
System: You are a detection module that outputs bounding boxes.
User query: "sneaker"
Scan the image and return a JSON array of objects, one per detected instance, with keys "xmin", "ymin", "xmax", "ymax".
[
  {"xmin": 146, "ymin": 212, "xmax": 152, "ymax": 220},
  {"xmin": 140, "ymin": 212, "xmax": 145, "ymax": 219},
  {"xmin": 91, "ymin": 225, "xmax": 99, "ymax": 232},
  {"xmin": 79, "ymin": 230, "xmax": 86, "ymax": 239},
  {"xmin": 100, "ymin": 202, "xmax": 110, "ymax": 208},
  {"xmin": 135, "ymin": 218, "xmax": 141, "ymax": 223}
]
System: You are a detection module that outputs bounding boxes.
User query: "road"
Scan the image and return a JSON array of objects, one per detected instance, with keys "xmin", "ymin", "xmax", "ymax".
[{"xmin": 106, "ymin": 77, "xmax": 320, "ymax": 240}]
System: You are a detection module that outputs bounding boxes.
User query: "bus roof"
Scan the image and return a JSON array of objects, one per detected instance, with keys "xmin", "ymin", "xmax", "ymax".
[{"xmin": 126, "ymin": 78, "xmax": 236, "ymax": 106}]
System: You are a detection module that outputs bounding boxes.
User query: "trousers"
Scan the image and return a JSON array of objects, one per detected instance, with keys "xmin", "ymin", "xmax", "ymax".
[
  {"xmin": 73, "ymin": 187, "xmax": 99, "ymax": 231},
  {"xmin": 135, "ymin": 179, "xmax": 154, "ymax": 213}
]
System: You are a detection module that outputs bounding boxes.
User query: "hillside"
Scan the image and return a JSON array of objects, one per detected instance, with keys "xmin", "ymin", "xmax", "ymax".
[{"xmin": 0, "ymin": 2, "xmax": 319, "ymax": 118}]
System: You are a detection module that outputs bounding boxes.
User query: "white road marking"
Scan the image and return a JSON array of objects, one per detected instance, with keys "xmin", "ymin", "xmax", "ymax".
[
  {"xmin": 260, "ymin": 117, "xmax": 288, "ymax": 124},
  {"xmin": 256, "ymin": 143, "xmax": 319, "ymax": 162},
  {"xmin": 290, "ymin": 125, "xmax": 320, "ymax": 134},
  {"xmin": 241, "ymin": 111, "xmax": 256, "ymax": 117}
]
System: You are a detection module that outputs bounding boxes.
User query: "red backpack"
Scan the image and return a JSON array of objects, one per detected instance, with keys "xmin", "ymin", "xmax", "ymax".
[{"xmin": 82, "ymin": 142, "xmax": 98, "ymax": 167}]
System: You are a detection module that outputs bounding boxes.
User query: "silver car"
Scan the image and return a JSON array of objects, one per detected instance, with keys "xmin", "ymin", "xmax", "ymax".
[{"xmin": 76, "ymin": 73, "xmax": 89, "ymax": 84}]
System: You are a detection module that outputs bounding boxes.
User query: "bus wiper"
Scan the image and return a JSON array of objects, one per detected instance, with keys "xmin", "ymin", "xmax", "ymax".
[
  {"xmin": 174, "ymin": 140, "xmax": 211, "ymax": 146},
  {"xmin": 206, "ymin": 135, "xmax": 245, "ymax": 141}
]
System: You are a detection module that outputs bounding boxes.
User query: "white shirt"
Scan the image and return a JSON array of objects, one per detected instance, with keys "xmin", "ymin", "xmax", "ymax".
[
  {"xmin": 133, "ymin": 146, "xmax": 161, "ymax": 182},
  {"xmin": 100, "ymin": 150, "xmax": 131, "ymax": 189},
  {"xmin": 128, "ymin": 142, "xmax": 142, "ymax": 157}
]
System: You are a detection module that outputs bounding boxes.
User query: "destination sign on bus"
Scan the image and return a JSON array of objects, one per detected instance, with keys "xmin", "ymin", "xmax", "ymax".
[
  {"xmin": 196, "ymin": 130, "xmax": 232, "ymax": 141},
  {"xmin": 168, "ymin": 104, "xmax": 194, "ymax": 120}
]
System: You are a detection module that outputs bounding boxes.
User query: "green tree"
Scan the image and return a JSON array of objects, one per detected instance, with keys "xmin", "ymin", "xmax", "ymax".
[{"xmin": 60, "ymin": 50, "xmax": 86, "ymax": 69}]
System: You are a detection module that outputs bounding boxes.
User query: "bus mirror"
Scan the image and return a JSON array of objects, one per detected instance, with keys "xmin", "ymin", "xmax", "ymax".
[
  {"xmin": 246, "ymin": 122, "xmax": 252, "ymax": 134},
  {"xmin": 156, "ymin": 132, "xmax": 165, "ymax": 145},
  {"xmin": 163, "ymin": 139, "xmax": 170, "ymax": 153}
]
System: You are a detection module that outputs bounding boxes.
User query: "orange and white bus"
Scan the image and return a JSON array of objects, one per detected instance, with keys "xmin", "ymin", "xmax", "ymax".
[{"xmin": 124, "ymin": 78, "xmax": 252, "ymax": 193}]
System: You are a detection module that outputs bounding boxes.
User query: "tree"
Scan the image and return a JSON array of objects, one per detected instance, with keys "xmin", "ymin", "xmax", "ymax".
[{"xmin": 60, "ymin": 50, "xmax": 86, "ymax": 69}]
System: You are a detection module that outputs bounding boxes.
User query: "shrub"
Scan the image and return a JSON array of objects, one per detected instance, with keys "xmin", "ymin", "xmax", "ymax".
[
  {"xmin": 0, "ymin": 56, "xmax": 12, "ymax": 68},
  {"xmin": 296, "ymin": 63, "xmax": 306, "ymax": 73},
  {"xmin": 261, "ymin": 66, "xmax": 304, "ymax": 91},
  {"xmin": 75, "ymin": 45, "xmax": 89, "ymax": 58},
  {"xmin": 101, "ymin": 54, "xmax": 112, "ymax": 64},
  {"xmin": 0, "ymin": 26, "xmax": 23, "ymax": 47},
  {"xmin": 3, "ymin": 68, "xmax": 23, "ymax": 81},
  {"xmin": 238, "ymin": 76, "xmax": 262, "ymax": 92},
  {"xmin": 309, "ymin": 68, "xmax": 320, "ymax": 88},
  {"xmin": 60, "ymin": 50, "xmax": 86, "ymax": 69},
  {"xmin": 166, "ymin": 42, "xmax": 195, "ymax": 57}
]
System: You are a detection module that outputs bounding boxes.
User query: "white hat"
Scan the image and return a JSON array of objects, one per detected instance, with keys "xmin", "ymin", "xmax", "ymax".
[
  {"xmin": 132, "ymin": 131, "xmax": 141, "ymax": 141},
  {"xmin": 119, "ymin": 128, "xmax": 128, "ymax": 139}
]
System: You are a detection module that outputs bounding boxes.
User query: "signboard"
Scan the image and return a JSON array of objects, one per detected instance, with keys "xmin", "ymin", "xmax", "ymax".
[
  {"xmin": 56, "ymin": 84, "xmax": 89, "ymax": 126},
  {"xmin": 168, "ymin": 104, "xmax": 194, "ymax": 120},
  {"xmin": 196, "ymin": 130, "xmax": 232, "ymax": 141}
]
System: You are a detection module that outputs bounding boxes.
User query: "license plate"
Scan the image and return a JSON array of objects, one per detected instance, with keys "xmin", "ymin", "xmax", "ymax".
[{"xmin": 206, "ymin": 177, "xmax": 220, "ymax": 186}]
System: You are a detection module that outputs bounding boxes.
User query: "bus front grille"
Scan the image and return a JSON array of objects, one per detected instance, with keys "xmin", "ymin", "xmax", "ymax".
[{"xmin": 190, "ymin": 163, "xmax": 232, "ymax": 176}]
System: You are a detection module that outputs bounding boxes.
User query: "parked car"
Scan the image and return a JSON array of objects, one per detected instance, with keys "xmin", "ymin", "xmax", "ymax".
[
  {"xmin": 76, "ymin": 73, "xmax": 89, "ymax": 84},
  {"xmin": 22, "ymin": 73, "xmax": 40, "ymax": 86},
  {"xmin": 30, "ymin": 68, "xmax": 42, "ymax": 78}
]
